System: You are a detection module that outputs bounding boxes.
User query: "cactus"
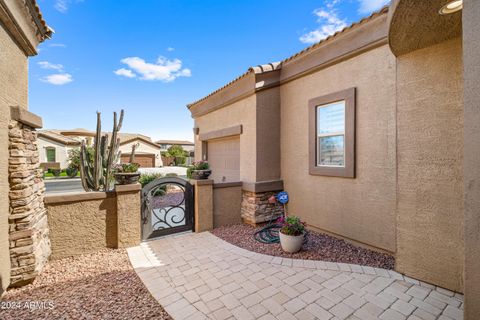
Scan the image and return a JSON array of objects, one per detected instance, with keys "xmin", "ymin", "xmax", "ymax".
[{"xmin": 80, "ymin": 110, "xmax": 124, "ymax": 191}]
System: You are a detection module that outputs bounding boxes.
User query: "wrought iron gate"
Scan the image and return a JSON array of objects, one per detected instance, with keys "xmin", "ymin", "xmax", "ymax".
[{"xmin": 141, "ymin": 177, "xmax": 194, "ymax": 240}]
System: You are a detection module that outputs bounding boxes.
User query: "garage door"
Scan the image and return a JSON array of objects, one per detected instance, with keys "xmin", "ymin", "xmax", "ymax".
[
  {"xmin": 207, "ymin": 137, "xmax": 240, "ymax": 183},
  {"xmin": 121, "ymin": 154, "xmax": 155, "ymax": 167}
]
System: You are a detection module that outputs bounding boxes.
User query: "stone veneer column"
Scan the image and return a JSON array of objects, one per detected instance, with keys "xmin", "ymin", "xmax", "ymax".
[
  {"xmin": 8, "ymin": 116, "xmax": 50, "ymax": 286},
  {"xmin": 241, "ymin": 190, "xmax": 284, "ymax": 225}
]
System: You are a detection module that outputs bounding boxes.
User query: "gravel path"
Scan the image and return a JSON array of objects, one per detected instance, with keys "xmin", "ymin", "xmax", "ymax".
[
  {"xmin": 211, "ymin": 224, "xmax": 395, "ymax": 269},
  {"xmin": 0, "ymin": 249, "xmax": 171, "ymax": 320}
]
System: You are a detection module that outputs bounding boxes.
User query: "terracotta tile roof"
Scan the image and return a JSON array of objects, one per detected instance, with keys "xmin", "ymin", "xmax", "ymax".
[
  {"xmin": 187, "ymin": 6, "xmax": 389, "ymax": 109},
  {"xmin": 186, "ymin": 62, "xmax": 281, "ymax": 108},
  {"xmin": 26, "ymin": 0, "xmax": 53, "ymax": 41},
  {"xmin": 155, "ymin": 140, "xmax": 194, "ymax": 146}
]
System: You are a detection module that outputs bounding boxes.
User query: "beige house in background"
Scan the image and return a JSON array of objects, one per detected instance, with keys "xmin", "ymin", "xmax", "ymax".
[
  {"xmin": 37, "ymin": 129, "xmax": 164, "ymax": 168},
  {"xmin": 189, "ymin": 1, "xmax": 480, "ymax": 318},
  {"xmin": 156, "ymin": 139, "xmax": 195, "ymax": 153}
]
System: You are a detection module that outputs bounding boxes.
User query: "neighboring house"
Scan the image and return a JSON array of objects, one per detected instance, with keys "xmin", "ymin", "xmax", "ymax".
[
  {"xmin": 156, "ymin": 140, "xmax": 195, "ymax": 153},
  {"xmin": 38, "ymin": 130, "xmax": 81, "ymax": 169},
  {"xmin": 188, "ymin": 1, "xmax": 480, "ymax": 311},
  {"xmin": 119, "ymin": 136, "xmax": 163, "ymax": 167},
  {"xmin": 37, "ymin": 129, "xmax": 164, "ymax": 169}
]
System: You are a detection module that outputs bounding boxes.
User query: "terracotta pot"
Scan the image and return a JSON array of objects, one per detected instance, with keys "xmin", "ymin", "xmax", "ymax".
[
  {"xmin": 191, "ymin": 169, "xmax": 211, "ymax": 180},
  {"xmin": 114, "ymin": 172, "xmax": 140, "ymax": 185},
  {"xmin": 279, "ymin": 231, "xmax": 304, "ymax": 253}
]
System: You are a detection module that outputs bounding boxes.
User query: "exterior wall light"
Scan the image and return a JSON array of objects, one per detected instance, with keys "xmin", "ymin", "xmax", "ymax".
[{"xmin": 439, "ymin": 0, "xmax": 463, "ymax": 15}]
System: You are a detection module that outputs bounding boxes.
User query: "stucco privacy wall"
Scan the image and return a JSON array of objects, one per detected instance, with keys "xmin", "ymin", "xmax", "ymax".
[
  {"xmin": 45, "ymin": 185, "xmax": 141, "ymax": 259},
  {"xmin": 0, "ymin": 21, "xmax": 29, "ymax": 293},
  {"xmin": 395, "ymin": 38, "xmax": 464, "ymax": 292},
  {"xmin": 280, "ymin": 45, "xmax": 397, "ymax": 253},
  {"xmin": 194, "ymin": 94, "xmax": 257, "ymax": 183},
  {"xmin": 213, "ymin": 183, "xmax": 242, "ymax": 227}
]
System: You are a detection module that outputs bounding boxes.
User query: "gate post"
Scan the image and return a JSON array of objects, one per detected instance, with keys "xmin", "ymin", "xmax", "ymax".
[
  {"xmin": 190, "ymin": 179, "xmax": 213, "ymax": 232},
  {"xmin": 115, "ymin": 183, "xmax": 141, "ymax": 247}
]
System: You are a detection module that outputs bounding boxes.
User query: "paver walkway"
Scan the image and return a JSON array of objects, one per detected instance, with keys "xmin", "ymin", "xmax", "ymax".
[{"xmin": 127, "ymin": 232, "xmax": 464, "ymax": 320}]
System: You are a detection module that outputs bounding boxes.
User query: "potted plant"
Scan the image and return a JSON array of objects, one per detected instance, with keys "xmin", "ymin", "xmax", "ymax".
[
  {"xmin": 278, "ymin": 215, "xmax": 306, "ymax": 253},
  {"xmin": 114, "ymin": 163, "xmax": 140, "ymax": 185},
  {"xmin": 189, "ymin": 161, "xmax": 211, "ymax": 180}
]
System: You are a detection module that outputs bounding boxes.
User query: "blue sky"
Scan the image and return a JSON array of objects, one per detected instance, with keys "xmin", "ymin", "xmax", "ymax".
[{"xmin": 31, "ymin": 0, "xmax": 389, "ymax": 141}]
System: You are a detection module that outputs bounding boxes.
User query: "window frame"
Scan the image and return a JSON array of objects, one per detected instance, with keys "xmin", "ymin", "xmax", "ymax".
[
  {"xmin": 45, "ymin": 147, "xmax": 56, "ymax": 163},
  {"xmin": 309, "ymin": 88, "xmax": 355, "ymax": 178}
]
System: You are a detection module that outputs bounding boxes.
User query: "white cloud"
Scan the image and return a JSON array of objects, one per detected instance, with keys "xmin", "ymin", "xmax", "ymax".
[
  {"xmin": 40, "ymin": 73, "xmax": 73, "ymax": 85},
  {"xmin": 299, "ymin": 8, "xmax": 348, "ymax": 44},
  {"xmin": 38, "ymin": 61, "xmax": 64, "ymax": 71},
  {"xmin": 167, "ymin": 47, "xmax": 175, "ymax": 52},
  {"xmin": 54, "ymin": 0, "xmax": 83, "ymax": 13},
  {"xmin": 49, "ymin": 43, "xmax": 67, "ymax": 48},
  {"xmin": 358, "ymin": 0, "xmax": 390, "ymax": 14},
  {"xmin": 114, "ymin": 68, "xmax": 136, "ymax": 78},
  {"xmin": 116, "ymin": 56, "xmax": 191, "ymax": 82},
  {"xmin": 54, "ymin": 0, "xmax": 68, "ymax": 13}
]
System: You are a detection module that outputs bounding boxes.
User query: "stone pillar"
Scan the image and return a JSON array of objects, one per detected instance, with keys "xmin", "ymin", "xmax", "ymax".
[
  {"xmin": 115, "ymin": 183, "xmax": 141, "ymax": 248},
  {"xmin": 241, "ymin": 190, "xmax": 284, "ymax": 225},
  {"xmin": 190, "ymin": 179, "xmax": 213, "ymax": 232},
  {"xmin": 8, "ymin": 108, "xmax": 50, "ymax": 286}
]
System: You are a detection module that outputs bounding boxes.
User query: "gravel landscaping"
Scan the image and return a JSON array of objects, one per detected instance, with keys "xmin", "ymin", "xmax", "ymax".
[
  {"xmin": 0, "ymin": 249, "xmax": 171, "ymax": 320},
  {"xmin": 211, "ymin": 224, "xmax": 395, "ymax": 269}
]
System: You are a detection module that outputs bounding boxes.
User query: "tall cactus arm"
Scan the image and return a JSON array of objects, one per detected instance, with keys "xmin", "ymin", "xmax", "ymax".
[
  {"xmin": 129, "ymin": 143, "xmax": 137, "ymax": 163},
  {"xmin": 105, "ymin": 109, "xmax": 124, "ymax": 191},
  {"xmin": 94, "ymin": 112, "xmax": 102, "ymax": 190}
]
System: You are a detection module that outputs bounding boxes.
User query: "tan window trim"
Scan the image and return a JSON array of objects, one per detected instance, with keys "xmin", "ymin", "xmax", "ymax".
[{"xmin": 308, "ymin": 88, "xmax": 355, "ymax": 178}]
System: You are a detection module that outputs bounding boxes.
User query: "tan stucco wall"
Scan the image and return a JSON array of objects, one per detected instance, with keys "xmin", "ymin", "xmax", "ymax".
[
  {"xmin": 46, "ymin": 195, "xmax": 117, "ymax": 259},
  {"xmin": 213, "ymin": 185, "xmax": 242, "ymax": 227},
  {"xmin": 119, "ymin": 141, "xmax": 163, "ymax": 167},
  {"xmin": 280, "ymin": 45, "xmax": 397, "ymax": 252},
  {"xmin": 463, "ymin": 0, "xmax": 480, "ymax": 316},
  {"xmin": 395, "ymin": 38, "xmax": 464, "ymax": 292},
  {"xmin": 0, "ymin": 24, "xmax": 29, "ymax": 292},
  {"xmin": 194, "ymin": 95, "xmax": 257, "ymax": 183},
  {"xmin": 191, "ymin": 180, "xmax": 214, "ymax": 232},
  {"xmin": 116, "ymin": 185, "xmax": 141, "ymax": 248}
]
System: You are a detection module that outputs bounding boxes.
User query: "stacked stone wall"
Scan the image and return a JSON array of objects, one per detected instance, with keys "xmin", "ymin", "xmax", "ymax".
[
  {"xmin": 241, "ymin": 190, "xmax": 284, "ymax": 225},
  {"xmin": 8, "ymin": 120, "xmax": 50, "ymax": 286}
]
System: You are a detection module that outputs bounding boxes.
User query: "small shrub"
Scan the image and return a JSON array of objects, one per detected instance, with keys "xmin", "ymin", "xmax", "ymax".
[
  {"xmin": 186, "ymin": 166, "xmax": 194, "ymax": 179},
  {"xmin": 66, "ymin": 166, "xmax": 78, "ymax": 178},
  {"xmin": 165, "ymin": 173, "xmax": 178, "ymax": 177},
  {"xmin": 139, "ymin": 173, "xmax": 163, "ymax": 187},
  {"xmin": 51, "ymin": 169, "xmax": 61, "ymax": 177},
  {"xmin": 278, "ymin": 216, "xmax": 305, "ymax": 236},
  {"xmin": 114, "ymin": 163, "xmax": 140, "ymax": 173}
]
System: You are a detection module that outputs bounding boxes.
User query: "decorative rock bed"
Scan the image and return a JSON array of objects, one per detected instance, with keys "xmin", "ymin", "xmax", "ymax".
[
  {"xmin": 211, "ymin": 224, "xmax": 395, "ymax": 269},
  {"xmin": 0, "ymin": 249, "xmax": 171, "ymax": 320}
]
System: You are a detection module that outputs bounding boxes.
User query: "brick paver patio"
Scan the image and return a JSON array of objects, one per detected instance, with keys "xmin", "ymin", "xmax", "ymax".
[{"xmin": 127, "ymin": 232, "xmax": 464, "ymax": 320}]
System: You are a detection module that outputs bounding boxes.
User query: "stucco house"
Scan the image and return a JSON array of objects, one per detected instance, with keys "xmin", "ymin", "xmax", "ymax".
[
  {"xmin": 37, "ymin": 129, "xmax": 163, "ymax": 169},
  {"xmin": 156, "ymin": 139, "xmax": 195, "ymax": 153},
  {"xmin": 188, "ymin": 1, "xmax": 480, "ymax": 316}
]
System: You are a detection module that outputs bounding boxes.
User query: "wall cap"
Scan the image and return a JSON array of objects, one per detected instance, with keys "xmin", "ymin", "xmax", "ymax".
[
  {"xmin": 115, "ymin": 183, "xmax": 141, "ymax": 193},
  {"xmin": 242, "ymin": 180, "xmax": 284, "ymax": 193},
  {"xmin": 45, "ymin": 191, "xmax": 113, "ymax": 204},
  {"xmin": 190, "ymin": 179, "xmax": 214, "ymax": 186},
  {"xmin": 10, "ymin": 106, "xmax": 43, "ymax": 128},
  {"xmin": 213, "ymin": 182, "xmax": 243, "ymax": 189}
]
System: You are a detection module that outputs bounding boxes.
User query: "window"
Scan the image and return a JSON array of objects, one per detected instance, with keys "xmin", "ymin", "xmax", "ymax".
[
  {"xmin": 309, "ymin": 88, "xmax": 355, "ymax": 177},
  {"xmin": 46, "ymin": 147, "xmax": 56, "ymax": 163}
]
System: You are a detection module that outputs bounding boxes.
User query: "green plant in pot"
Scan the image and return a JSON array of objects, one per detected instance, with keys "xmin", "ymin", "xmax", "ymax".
[
  {"xmin": 278, "ymin": 215, "xmax": 306, "ymax": 253},
  {"xmin": 189, "ymin": 161, "xmax": 211, "ymax": 180},
  {"xmin": 114, "ymin": 163, "xmax": 140, "ymax": 185}
]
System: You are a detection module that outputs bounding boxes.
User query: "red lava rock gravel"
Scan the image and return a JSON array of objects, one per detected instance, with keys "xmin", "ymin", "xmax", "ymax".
[
  {"xmin": 0, "ymin": 249, "xmax": 171, "ymax": 320},
  {"xmin": 211, "ymin": 224, "xmax": 395, "ymax": 269}
]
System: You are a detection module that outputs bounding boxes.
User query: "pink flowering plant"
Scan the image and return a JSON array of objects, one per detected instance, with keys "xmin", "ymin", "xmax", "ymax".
[
  {"xmin": 192, "ymin": 161, "xmax": 209, "ymax": 170},
  {"xmin": 278, "ymin": 215, "xmax": 306, "ymax": 236}
]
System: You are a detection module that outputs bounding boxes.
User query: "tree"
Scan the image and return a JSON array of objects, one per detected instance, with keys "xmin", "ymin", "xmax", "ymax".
[{"xmin": 167, "ymin": 145, "xmax": 188, "ymax": 165}]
